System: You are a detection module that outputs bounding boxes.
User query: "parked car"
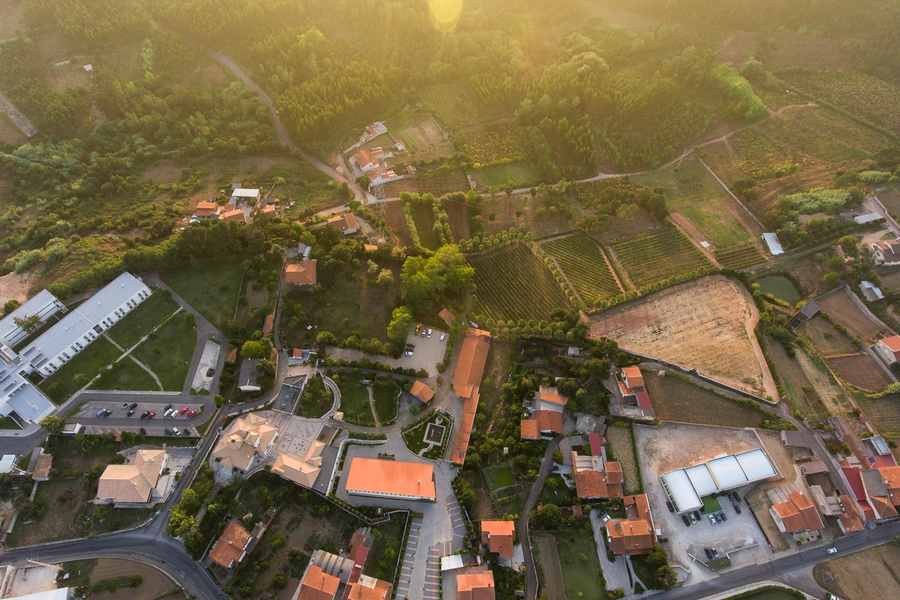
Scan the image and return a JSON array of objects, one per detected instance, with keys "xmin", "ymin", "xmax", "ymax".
[
  {"xmin": 164, "ymin": 403, "xmax": 173, "ymax": 411},
  {"xmin": 681, "ymin": 514, "xmax": 692, "ymax": 526},
  {"xmin": 146, "ymin": 411, "xmax": 156, "ymax": 418},
  {"xmin": 121, "ymin": 402, "xmax": 129, "ymax": 408},
  {"xmin": 826, "ymin": 546, "xmax": 838, "ymax": 554},
  {"xmin": 129, "ymin": 402, "xmax": 138, "ymax": 409},
  {"xmin": 180, "ymin": 406, "xmax": 190, "ymax": 415},
  {"xmin": 439, "ymin": 333, "xmax": 447, "ymax": 341},
  {"xmin": 127, "ymin": 409, "xmax": 135, "ymax": 417},
  {"xmin": 182, "ymin": 428, "xmax": 192, "ymax": 436},
  {"xmin": 206, "ymin": 367, "xmax": 215, "ymax": 377},
  {"xmin": 140, "ymin": 411, "xmax": 150, "ymax": 419},
  {"xmin": 666, "ymin": 500, "xmax": 675, "ymax": 513}
]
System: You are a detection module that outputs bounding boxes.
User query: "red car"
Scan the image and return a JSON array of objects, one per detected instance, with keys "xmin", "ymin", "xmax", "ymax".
[
  {"xmin": 147, "ymin": 411, "xmax": 156, "ymax": 418},
  {"xmin": 179, "ymin": 406, "xmax": 190, "ymax": 415}
]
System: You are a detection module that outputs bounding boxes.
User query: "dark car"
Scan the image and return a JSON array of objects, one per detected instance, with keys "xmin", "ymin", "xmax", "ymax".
[
  {"xmin": 681, "ymin": 514, "xmax": 691, "ymax": 526},
  {"xmin": 127, "ymin": 409, "xmax": 136, "ymax": 417},
  {"xmin": 129, "ymin": 402, "xmax": 138, "ymax": 409},
  {"xmin": 206, "ymin": 367, "xmax": 215, "ymax": 377},
  {"xmin": 666, "ymin": 500, "xmax": 675, "ymax": 513},
  {"xmin": 164, "ymin": 404, "xmax": 173, "ymax": 411}
]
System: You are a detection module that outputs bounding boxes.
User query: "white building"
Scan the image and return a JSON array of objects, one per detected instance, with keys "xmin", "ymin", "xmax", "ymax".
[
  {"xmin": 0, "ymin": 273, "xmax": 150, "ymax": 423},
  {"xmin": 870, "ymin": 239, "xmax": 900, "ymax": 266},
  {"xmin": 230, "ymin": 188, "xmax": 261, "ymax": 205},
  {"xmin": 761, "ymin": 233, "xmax": 784, "ymax": 256}
]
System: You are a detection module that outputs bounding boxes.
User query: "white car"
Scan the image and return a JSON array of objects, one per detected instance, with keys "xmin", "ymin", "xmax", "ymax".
[
  {"xmin": 440, "ymin": 333, "xmax": 447, "ymax": 341},
  {"xmin": 826, "ymin": 546, "xmax": 838, "ymax": 554}
]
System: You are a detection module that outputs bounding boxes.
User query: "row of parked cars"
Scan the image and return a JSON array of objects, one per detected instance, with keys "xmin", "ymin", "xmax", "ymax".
[{"xmin": 94, "ymin": 402, "xmax": 202, "ymax": 419}]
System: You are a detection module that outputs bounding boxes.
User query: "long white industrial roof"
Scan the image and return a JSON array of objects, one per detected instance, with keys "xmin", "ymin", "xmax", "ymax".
[
  {"xmin": 661, "ymin": 448, "xmax": 778, "ymax": 512},
  {"xmin": 0, "ymin": 289, "xmax": 62, "ymax": 347}
]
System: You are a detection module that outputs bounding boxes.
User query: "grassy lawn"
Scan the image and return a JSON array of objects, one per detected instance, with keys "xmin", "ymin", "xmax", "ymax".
[
  {"xmin": 105, "ymin": 290, "xmax": 181, "ymax": 348},
  {"xmin": 333, "ymin": 373, "xmax": 375, "ymax": 426},
  {"xmin": 282, "ymin": 260, "xmax": 401, "ymax": 347},
  {"xmin": 93, "ymin": 356, "xmax": 161, "ymax": 391},
  {"xmin": 606, "ymin": 424, "xmax": 642, "ymax": 495},
  {"xmin": 296, "ymin": 375, "xmax": 332, "ymax": 418},
  {"xmin": 483, "ymin": 463, "xmax": 515, "ymax": 492},
  {"xmin": 372, "ymin": 379, "xmax": 400, "ymax": 424},
  {"xmin": 162, "ymin": 262, "xmax": 244, "ymax": 330},
  {"xmin": 366, "ymin": 512, "xmax": 408, "ymax": 583},
  {"xmin": 402, "ymin": 411, "xmax": 451, "ymax": 457},
  {"xmin": 40, "ymin": 337, "xmax": 122, "ymax": 403},
  {"xmin": 555, "ymin": 525, "xmax": 606, "ymax": 600},
  {"xmin": 470, "ymin": 160, "xmax": 543, "ymax": 190},
  {"xmin": 132, "ymin": 311, "xmax": 196, "ymax": 391}
]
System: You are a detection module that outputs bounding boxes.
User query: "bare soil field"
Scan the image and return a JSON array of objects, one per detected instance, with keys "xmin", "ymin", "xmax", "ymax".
[
  {"xmin": 89, "ymin": 559, "xmax": 184, "ymax": 600},
  {"xmin": 643, "ymin": 371, "xmax": 767, "ymax": 428},
  {"xmin": 606, "ymin": 424, "xmax": 640, "ymax": 494},
  {"xmin": 376, "ymin": 201, "xmax": 414, "ymax": 247},
  {"xmin": 533, "ymin": 534, "xmax": 565, "ymax": 600},
  {"xmin": 797, "ymin": 315, "xmax": 859, "ymax": 356},
  {"xmin": 635, "ymin": 421, "xmax": 765, "ymax": 478},
  {"xmin": 0, "ymin": 0, "xmax": 25, "ymax": 41},
  {"xmin": 877, "ymin": 267, "xmax": 900, "ymax": 294},
  {"xmin": 443, "ymin": 195, "xmax": 471, "ymax": 240},
  {"xmin": 586, "ymin": 275, "xmax": 778, "ymax": 400},
  {"xmin": 817, "ymin": 287, "xmax": 890, "ymax": 343},
  {"xmin": 814, "ymin": 543, "xmax": 900, "ymax": 600},
  {"xmin": 0, "ymin": 270, "xmax": 37, "ymax": 305},
  {"xmin": 827, "ymin": 354, "xmax": 893, "ymax": 393},
  {"xmin": 0, "ymin": 111, "xmax": 26, "ymax": 145}
]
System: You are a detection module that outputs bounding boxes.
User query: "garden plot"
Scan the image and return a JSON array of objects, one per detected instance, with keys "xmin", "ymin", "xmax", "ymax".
[
  {"xmin": 608, "ymin": 224, "xmax": 711, "ymax": 290},
  {"xmin": 817, "ymin": 287, "xmax": 890, "ymax": 344},
  {"xmin": 797, "ymin": 315, "xmax": 858, "ymax": 355},
  {"xmin": 389, "ymin": 114, "xmax": 455, "ymax": 164},
  {"xmin": 586, "ymin": 275, "xmax": 778, "ymax": 400},
  {"xmin": 858, "ymin": 395, "xmax": 900, "ymax": 445},
  {"xmin": 827, "ymin": 354, "xmax": 892, "ymax": 393},
  {"xmin": 643, "ymin": 371, "xmax": 767, "ymax": 428},
  {"xmin": 468, "ymin": 242, "xmax": 570, "ymax": 321},
  {"xmin": 715, "ymin": 243, "xmax": 767, "ymax": 271},
  {"xmin": 540, "ymin": 233, "xmax": 623, "ymax": 305},
  {"xmin": 786, "ymin": 69, "xmax": 900, "ymax": 134}
]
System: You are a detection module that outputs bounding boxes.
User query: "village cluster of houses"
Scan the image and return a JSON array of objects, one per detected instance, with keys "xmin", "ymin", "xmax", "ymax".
[
  {"xmin": 345, "ymin": 122, "xmax": 411, "ymax": 192},
  {"xmin": 190, "ymin": 186, "xmax": 280, "ymax": 225}
]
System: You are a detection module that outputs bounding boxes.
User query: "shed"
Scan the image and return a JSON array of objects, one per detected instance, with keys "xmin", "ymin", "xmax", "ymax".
[
  {"xmin": 860, "ymin": 280, "xmax": 885, "ymax": 302},
  {"xmin": 762, "ymin": 233, "xmax": 784, "ymax": 256}
]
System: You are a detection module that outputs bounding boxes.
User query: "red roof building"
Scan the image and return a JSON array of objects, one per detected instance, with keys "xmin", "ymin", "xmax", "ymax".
[
  {"xmin": 572, "ymin": 451, "xmax": 623, "ymax": 499},
  {"xmin": 606, "ymin": 494, "xmax": 656, "ymax": 555},
  {"xmin": 480, "ymin": 520, "xmax": 515, "ymax": 559},
  {"xmin": 457, "ymin": 571, "xmax": 495, "ymax": 600},
  {"xmin": 520, "ymin": 410, "xmax": 563, "ymax": 440},
  {"xmin": 770, "ymin": 492, "xmax": 824, "ymax": 535},
  {"xmin": 285, "ymin": 260, "xmax": 318, "ymax": 287},
  {"xmin": 208, "ymin": 520, "xmax": 253, "ymax": 570},
  {"xmin": 617, "ymin": 366, "xmax": 652, "ymax": 413},
  {"xmin": 296, "ymin": 564, "xmax": 340, "ymax": 600}
]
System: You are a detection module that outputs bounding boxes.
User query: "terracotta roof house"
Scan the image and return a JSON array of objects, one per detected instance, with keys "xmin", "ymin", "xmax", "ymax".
[
  {"xmin": 837, "ymin": 494, "xmax": 865, "ymax": 534},
  {"xmin": 438, "ymin": 308, "xmax": 455, "ymax": 327},
  {"xmin": 456, "ymin": 571, "xmax": 495, "ymax": 600},
  {"xmin": 860, "ymin": 466, "xmax": 900, "ymax": 519},
  {"xmin": 326, "ymin": 213, "xmax": 360, "ymax": 235},
  {"xmin": 193, "ymin": 200, "xmax": 219, "ymax": 218},
  {"xmin": 606, "ymin": 493, "xmax": 656, "ymax": 555},
  {"xmin": 210, "ymin": 413, "xmax": 278, "ymax": 481},
  {"xmin": 285, "ymin": 261, "xmax": 318, "ymax": 287},
  {"xmin": 258, "ymin": 204, "xmax": 277, "ymax": 216},
  {"xmin": 770, "ymin": 492, "xmax": 824, "ymax": 537},
  {"xmin": 345, "ymin": 457, "xmax": 436, "ymax": 501},
  {"xmin": 480, "ymin": 520, "xmax": 515, "ymax": 559},
  {"xmin": 880, "ymin": 465, "xmax": 900, "ymax": 506},
  {"xmin": 617, "ymin": 366, "xmax": 652, "ymax": 413},
  {"xmin": 346, "ymin": 575, "xmax": 392, "ymax": 600},
  {"xmin": 96, "ymin": 449, "xmax": 167, "ymax": 506},
  {"xmin": 294, "ymin": 564, "xmax": 340, "ymax": 600},
  {"xmin": 588, "ymin": 432, "xmax": 605, "ymax": 456},
  {"xmin": 450, "ymin": 329, "xmax": 491, "ymax": 465},
  {"xmin": 409, "ymin": 380, "xmax": 435, "ymax": 404},
  {"xmin": 209, "ymin": 520, "xmax": 253, "ymax": 569},
  {"xmin": 270, "ymin": 439, "xmax": 326, "ymax": 489},
  {"xmin": 520, "ymin": 410, "xmax": 563, "ymax": 440},
  {"xmin": 535, "ymin": 386, "xmax": 568, "ymax": 412},
  {"xmin": 220, "ymin": 207, "xmax": 247, "ymax": 223},
  {"xmin": 875, "ymin": 335, "xmax": 900, "ymax": 366},
  {"xmin": 572, "ymin": 451, "xmax": 623, "ymax": 499}
]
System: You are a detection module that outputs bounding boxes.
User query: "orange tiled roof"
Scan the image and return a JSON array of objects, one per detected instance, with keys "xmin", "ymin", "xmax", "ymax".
[
  {"xmin": 457, "ymin": 571, "xmax": 495, "ymax": 600},
  {"xmin": 347, "ymin": 576, "xmax": 392, "ymax": 600},
  {"xmin": 605, "ymin": 461, "xmax": 624, "ymax": 484},
  {"xmin": 879, "ymin": 466, "xmax": 900, "ymax": 505},
  {"xmin": 772, "ymin": 492, "xmax": 824, "ymax": 532},
  {"xmin": 481, "ymin": 520, "xmax": 515, "ymax": 559},
  {"xmin": 520, "ymin": 418, "xmax": 540, "ymax": 440},
  {"xmin": 621, "ymin": 366, "xmax": 644, "ymax": 388},
  {"xmin": 220, "ymin": 208, "xmax": 246, "ymax": 222},
  {"xmin": 285, "ymin": 260, "xmax": 318, "ymax": 286},
  {"xmin": 453, "ymin": 329, "xmax": 491, "ymax": 399},
  {"xmin": 606, "ymin": 518, "xmax": 654, "ymax": 555},
  {"xmin": 574, "ymin": 470, "xmax": 622, "ymax": 499},
  {"xmin": 450, "ymin": 389, "xmax": 479, "ymax": 465},
  {"xmin": 209, "ymin": 520, "xmax": 252, "ymax": 569},
  {"xmin": 346, "ymin": 458, "xmax": 436, "ymax": 500},
  {"xmin": 409, "ymin": 380, "xmax": 435, "ymax": 403},
  {"xmin": 297, "ymin": 564, "xmax": 340, "ymax": 600},
  {"xmin": 880, "ymin": 335, "xmax": 900, "ymax": 352},
  {"xmin": 538, "ymin": 386, "xmax": 568, "ymax": 407},
  {"xmin": 438, "ymin": 308, "xmax": 455, "ymax": 326}
]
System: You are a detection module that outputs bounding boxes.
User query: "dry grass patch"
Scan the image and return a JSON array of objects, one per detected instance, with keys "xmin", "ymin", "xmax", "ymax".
[
  {"xmin": 814, "ymin": 543, "xmax": 900, "ymax": 600},
  {"xmin": 606, "ymin": 424, "xmax": 640, "ymax": 494},
  {"xmin": 586, "ymin": 275, "xmax": 777, "ymax": 400},
  {"xmin": 817, "ymin": 287, "xmax": 890, "ymax": 344},
  {"xmin": 797, "ymin": 315, "xmax": 858, "ymax": 355},
  {"xmin": 89, "ymin": 559, "xmax": 185, "ymax": 600},
  {"xmin": 643, "ymin": 371, "xmax": 767, "ymax": 428}
]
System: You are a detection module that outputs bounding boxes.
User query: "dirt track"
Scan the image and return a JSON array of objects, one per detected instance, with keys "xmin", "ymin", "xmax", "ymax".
[
  {"xmin": 587, "ymin": 275, "xmax": 779, "ymax": 401},
  {"xmin": 533, "ymin": 534, "xmax": 565, "ymax": 600}
]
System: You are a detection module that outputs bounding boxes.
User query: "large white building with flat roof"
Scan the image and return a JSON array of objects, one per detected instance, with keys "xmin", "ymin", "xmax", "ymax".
[
  {"xmin": 0, "ymin": 272, "xmax": 151, "ymax": 424},
  {"xmin": 660, "ymin": 448, "xmax": 778, "ymax": 513}
]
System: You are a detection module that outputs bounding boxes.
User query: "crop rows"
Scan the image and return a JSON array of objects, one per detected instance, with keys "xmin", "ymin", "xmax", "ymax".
[
  {"xmin": 716, "ymin": 243, "xmax": 766, "ymax": 271},
  {"xmin": 610, "ymin": 226, "xmax": 711, "ymax": 288},
  {"xmin": 541, "ymin": 233, "xmax": 622, "ymax": 304},
  {"xmin": 468, "ymin": 243, "xmax": 570, "ymax": 321}
]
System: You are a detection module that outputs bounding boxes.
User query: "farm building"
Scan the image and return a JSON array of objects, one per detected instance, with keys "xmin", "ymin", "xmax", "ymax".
[
  {"xmin": 345, "ymin": 457, "xmax": 436, "ymax": 501},
  {"xmin": 860, "ymin": 280, "xmax": 885, "ymax": 302},
  {"xmin": 192, "ymin": 200, "xmax": 219, "ymax": 220},
  {"xmin": 660, "ymin": 448, "xmax": 778, "ymax": 513},
  {"xmin": 230, "ymin": 187, "xmax": 261, "ymax": 204},
  {"xmin": 875, "ymin": 335, "xmax": 900, "ymax": 366},
  {"xmin": 762, "ymin": 233, "xmax": 784, "ymax": 256}
]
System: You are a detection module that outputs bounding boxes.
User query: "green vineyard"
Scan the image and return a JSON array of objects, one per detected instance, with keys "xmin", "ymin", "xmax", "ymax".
[
  {"xmin": 715, "ymin": 243, "xmax": 767, "ymax": 271},
  {"xmin": 610, "ymin": 226, "xmax": 711, "ymax": 289},
  {"xmin": 469, "ymin": 243, "xmax": 570, "ymax": 321},
  {"xmin": 541, "ymin": 233, "xmax": 623, "ymax": 304}
]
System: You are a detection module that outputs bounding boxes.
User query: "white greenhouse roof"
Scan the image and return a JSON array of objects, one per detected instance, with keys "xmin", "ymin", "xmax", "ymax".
[
  {"xmin": 231, "ymin": 188, "xmax": 260, "ymax": 198},
  {"xmin": 660, "ymin": 469, "xmax": 702, "ymax": 513},
  {"xmin": 762, "ymin": 233, "xmax": 784, "ymax": 256},
  {"xmin": 708, "ymin": 455, "xmax": 749, "ymax": 489},
  {"xmin": 685, "ymin": 464, "xmax": 718, "ymax": 497},
  {"xmin": 735, "ymin": 448, "xmax": 777, "ymax": 481}
]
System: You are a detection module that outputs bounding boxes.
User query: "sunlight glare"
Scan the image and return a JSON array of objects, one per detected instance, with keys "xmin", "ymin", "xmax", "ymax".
[{"xmin": 427, "ymin": 0, "xmax": 463, "ymax": 32}]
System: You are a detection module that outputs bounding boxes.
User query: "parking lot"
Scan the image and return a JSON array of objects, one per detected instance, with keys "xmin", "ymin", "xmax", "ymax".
[
  {"xmin": 77, "ymin": 398, "xmax": 206, "ymax": 421},
  {"xmin": 327, "ymin": 327, "xmax": 448, "ymax": 377},
  {"xmin": 634, "ymin": 423, "xmax": 774, "ymax": 582}
]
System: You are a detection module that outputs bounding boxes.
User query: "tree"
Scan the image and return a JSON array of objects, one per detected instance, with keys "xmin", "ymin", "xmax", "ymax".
[
  {"xmin": 531, "ymin": 503, "xmax": 562, "ymax": 529},
  {"xmin": 241, "ymin": 339, "xmax": 268, "ymax": 359},
  {"xmin": 400, "ymin": 244, "xmax": 474, "ymax": 308},
  {"xmin": 2, "ymin": 300, "xmax": 19, "ymax": 316},
  {"xmin": 387, "ymin": 306, "xmax": 414, "ymax": 342},
  {"xmin": 40, "ymin": 415, "xmax": 64, "ymax": 435},
  {"xmin": 13, "ymin": 314, "xmax": 40, "ymax": 333},
  {"xmin": 376, "ymin": 268, "xmax": 394, "ymax": 286}
]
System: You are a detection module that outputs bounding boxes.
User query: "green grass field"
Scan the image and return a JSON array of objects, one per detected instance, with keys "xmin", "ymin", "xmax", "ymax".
[
  {"xmin": 609, "ymin": 225, "xmax": 711, "ymax": 289},
  {"xmin": 372, "ymin": 379, "xmax": 400, "ymax": 424},
  {"xmin": 106, "ymin": 290, "xmax": 181, "ymax": 348},
  {"xmin": 334, "ymin": 374, "xmax": 375, "ymax": 426},
  {"xmin": 756, "ymin": 275, "xmax": 802, "ymax": 304},
  {"xmin": 132, "ymin": 311, "xmax": 196, "ymax": 391},
  {"xmin": 541, "ymin": 232, "xmax": 623, "ymax": 304},
  {"xmin": 296, "ymin": 376, "xmax": 332, "ymax": 418},
  {"xmin": 163, "ymin": 262, "xmax": 243, "ymax": 330},
  {"xmin": 412, "ymin": 202, "xmax": 441, "ymax": 250},
  {"xmin": 469, "ymin": 242, "xmax": 570, "ymax": 321},
  {"xmin": 40, "ymin": 337, "xmax": 122, "ymax": 403},
  {"xmin": 93, "ymin": 356, "xmax": 160, "ymax": 391},
  {"xmin": 483, "ymin": 463, "xmax": 515, "ymax": 492},
  {"xmin": 555, "ymin": 526, "xmax": 606, "ymax": 600},
  {"xmin": 470, "ymin": 160, "xmax": 543, "ymax": 190},
  {"xmin": 633, "ymin": 157, "xmax": 752, "ymax": 248}
]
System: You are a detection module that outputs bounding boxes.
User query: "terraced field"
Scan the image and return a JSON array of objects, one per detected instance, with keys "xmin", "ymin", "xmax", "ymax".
[
  {"xmin": 469, "ymin": 242, "xmax": 570, "ymax": 321},
  {"xmin": 609, "ymin": 225, "xmax": 711, "ymax": 289},
  {"xmin": 716, "ymin": 243, "xmax": 767, "ymax": 271},
  {"xmin": 541, "ymin": 233, "xmax": 623, "ymax": 304}
]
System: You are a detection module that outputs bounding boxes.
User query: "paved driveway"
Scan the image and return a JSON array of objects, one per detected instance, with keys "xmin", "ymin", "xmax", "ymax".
[
  {"xmin": 327, "ymin": 329, "xmax": 448, "ymax": 377},
  {"xmin": 589, "ymin": 509, "xmax": 632, "ymax": 593}
]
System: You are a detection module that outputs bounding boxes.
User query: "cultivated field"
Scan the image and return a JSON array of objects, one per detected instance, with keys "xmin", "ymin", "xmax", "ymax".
[
  {"xmin": 814, "ymin": 543, "xmax": 900, "ymax": 600},
  {"xmin": 533, "ymin": 534, "xmax": 566, "ymax": 600},
  {"xmin": 642, "ymin": 371, "xmax": 767, "ymax": 428},
  {"xmin": 786, "ymin": 69, "xmax": 900, "ymax": 134},
  {"xmin": 380, "ymin": 168, "xmax": 469, "ymax": 198},
  {"xmin": 762, "ymin": 337, "xmax": 830, "ymax": 423},
  {"xmin": 454, "ymin": 123, "xmax": 527, "ymax": 167},
  {"xmin": 469, "ymin": 242, "xmax": 570, "ymax": 321},
  {"xmin": 540, "ymin": 233, "xmax": 623, "ymax": 305},
  {"xmin": 586, "ymin": 275, "xmax": 778, "ymax": 400},
  {"xmin": 817, "ymin": 287, "xmax": 890, "ymax": 343},
  {"xmin": 858, "ymin": 395, "xmax": 900, "ymax": 443},
  {"xmin": 797, "ymin": 315, "xmax": 859, "ymax": 355},
  {"xmin": 826, "ymin": 354, "xmax": 893, "ymax": 393},
  {"xmin": 608, "ymin": 225, "xmax": 711, "ymax": 290},
  {"xmin": 470, "ymin": 160, "xmax": 543, "ymax": 190},
  {"xmin": 716, "ymin": 243, "xmax": 767, "ymax": 271},
  {"xmin": 389, "ymin": 113, "xmax": 455, "ymax": 164}
]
